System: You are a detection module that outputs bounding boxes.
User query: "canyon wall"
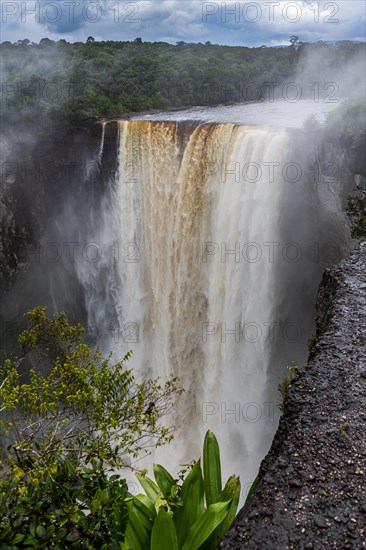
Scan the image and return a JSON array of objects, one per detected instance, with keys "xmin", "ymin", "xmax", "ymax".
[{"xmin": 219, "ymin": 242, "xmax": 366, "ymax": 549}]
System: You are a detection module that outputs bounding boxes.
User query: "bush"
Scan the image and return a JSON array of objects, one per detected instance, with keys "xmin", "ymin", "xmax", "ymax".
[
  {"xmin": 347, "ymin": 186, "xmax": 366, "ymax": 239},
  {"xmin": 0, "ymin": 456, "xmax": 128, "ymax": 549}
]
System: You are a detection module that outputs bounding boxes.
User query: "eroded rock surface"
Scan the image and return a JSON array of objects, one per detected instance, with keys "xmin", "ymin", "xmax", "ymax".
[{"xmin": 219, "ymin": 242, "xmax": 366, "ymax": 549}]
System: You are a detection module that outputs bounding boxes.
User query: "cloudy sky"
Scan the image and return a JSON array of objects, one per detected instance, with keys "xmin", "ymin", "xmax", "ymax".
[{"xmin": 1, "ymin": 0, "xmax": 365, "ymax": 46}]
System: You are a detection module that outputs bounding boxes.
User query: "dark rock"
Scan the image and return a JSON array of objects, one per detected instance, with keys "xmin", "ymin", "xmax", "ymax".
[
  {"xmin": 219, "ymin": 243, "xmax": 366, "ymax": 550},
  {"xmin": 315, "ymin": 517, "xmax": 328, "ymax": 529}
]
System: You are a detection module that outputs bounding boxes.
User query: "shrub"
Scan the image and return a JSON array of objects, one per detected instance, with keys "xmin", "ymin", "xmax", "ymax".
[
  {"xmin": 278, "ymin": 361, "xmax": 299, "ymax": 412},
  {"xmin": 347, "ymin": 186, "xmax": 366, "ymax": 239}
]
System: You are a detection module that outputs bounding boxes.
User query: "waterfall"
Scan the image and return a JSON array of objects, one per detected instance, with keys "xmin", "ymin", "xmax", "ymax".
[
  {"xmin": 97, "ymin": 122, "xmax": 106, "ymax": 166},
  {"xmin": 92, "ymin": 118, "xmax": 349, "ymax": 496}
]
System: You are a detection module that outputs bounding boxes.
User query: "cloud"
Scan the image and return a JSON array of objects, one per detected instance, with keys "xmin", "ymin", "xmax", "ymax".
[{"xmin": 0, "ymin": 0, "xmax": 365, "ymax": 45}]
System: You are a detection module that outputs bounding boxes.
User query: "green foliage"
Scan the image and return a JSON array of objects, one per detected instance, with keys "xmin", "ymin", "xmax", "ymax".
[
  {"xmin": 278, "ymin": 361, "xmax": 299, "ymax": 412},
  {"xmin": 338, "ymin": 419, "xmax": 349, "ymax": 437},
  {"xmin": 0, "ymin": 307, "xmax": 182, "ymax": 473},
  {"xmin": 325, "ymin": 101, "xmax": 366, "ymax": 179},
  {"xmin": 308, "ymin": 334, "xmax": 318, "ymax": 352},
  {"xmin": 0, "ymin": 455, "xmax": 128, "ymax": 548},
  {"xmin": 325, "ymin": 102, "xmax": 366, "ymax": 155},
  {"xmin": 347, "ymin": 186, "xmax": 366, "ymax": 239},
  {"xmin": 0, "ymin": 307, "xmax": 184, "ymax": 548},
  {"xmin": 3, "ymin": 40, "xmax": 361, "ymax": 126},
  {"xmin": 325, "ymin": 101, "xmax": 366, "ymax": 239},
  {"xmin": 121, "ymin": 430, "xmax": 240, "ymax": 550}
]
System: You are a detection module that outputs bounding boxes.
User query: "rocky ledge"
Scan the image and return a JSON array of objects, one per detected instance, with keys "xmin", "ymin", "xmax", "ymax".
[{"xmin": 219, "ymin": 242, "xmax": 366, "ymax": 549}]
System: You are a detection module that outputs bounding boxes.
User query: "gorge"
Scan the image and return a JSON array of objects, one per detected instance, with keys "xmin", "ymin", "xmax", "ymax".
[{"xmin": 0, "ymin": 101, "xmax": 356, "ymax": 501}]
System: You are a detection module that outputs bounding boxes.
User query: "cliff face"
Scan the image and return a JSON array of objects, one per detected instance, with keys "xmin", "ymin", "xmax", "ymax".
[
  {"xmin": 219, "ymin": 242, "xmax": 366, "ymax": 549},
  {"xmin": 0, "ymin": 122, "xmax": 118, "ymax": 352}
]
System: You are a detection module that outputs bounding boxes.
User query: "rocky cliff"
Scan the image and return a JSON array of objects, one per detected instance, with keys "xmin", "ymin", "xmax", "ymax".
[
  {"xmin": 0, "ymin": 122, "xmax": 118, "ymax": 353},
  {"xmin": 219, "ymin": 242, "xmax": 366, "ymax": 549}
]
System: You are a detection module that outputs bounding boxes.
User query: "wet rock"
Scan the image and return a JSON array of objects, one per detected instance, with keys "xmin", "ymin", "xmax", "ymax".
[
  {"xmin": 219, "ymin": 243, "xmax": 366, "ymax": 550},
  {"xmin": 314, "ymin": 517, "xmax": 328, "ymax": 529}
]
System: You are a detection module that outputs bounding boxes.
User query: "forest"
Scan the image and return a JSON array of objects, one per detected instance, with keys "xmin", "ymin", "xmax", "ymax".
[{"xmin": 1, "ymin": 38, "xmax": 364, "ymax": 125}]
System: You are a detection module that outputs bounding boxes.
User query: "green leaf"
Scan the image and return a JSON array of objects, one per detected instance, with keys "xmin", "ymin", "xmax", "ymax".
[
  {"xmin": 136, "ymin": 473, "xmax": 160, "ymax": 503},
  {"xmin": 124, "ymin": 501, "xmax": 150, "ymax": 550},
  {"xmin": 174, "ymin": 460, "xmax": 204, "ymax": 547},
  {"xmin": 181, "ymin": 501, "xmax": 231, "ymax": 550},
  {"xmin": 201, "ymin": 476, "xmax": 241, "ymax": 549},
  {"xmin": 12, "ymin": 533, "xmax": 26, "ymax": 544},
  {"xmin": 36, "ymin": 525, "xmax": 47, "ymax": 539},
  {"xmin": 153, "ymin": 464, "xmax": 175, "ymax": 496},
  {"xmin": 203, "ymin": 430, "xmax": 222, "ymax": 506},
  {"xmin": 151, "ymin": 509, "xmax": 178, "ymax": 550},
  {"xmin": 135, "ymin": 494, "xmax": 156, "ymax": 517},
  {"xmin": 129, "ymin": 496, "xmax": 155, "ymax": 533}
]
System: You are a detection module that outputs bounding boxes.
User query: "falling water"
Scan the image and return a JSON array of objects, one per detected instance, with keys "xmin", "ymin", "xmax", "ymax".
[
  {"xmin": 97, "ymin": 122, "xmax": 106, "ymax": 166},
  {"xmin": 106, "ymin": 117, "xmax": 349, "ymax": 493}
]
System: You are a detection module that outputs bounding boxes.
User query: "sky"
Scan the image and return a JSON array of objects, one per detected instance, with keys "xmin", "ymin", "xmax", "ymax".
[{"xmin": 0, "ymin": 0, "xmax": 365, "ymax": 47}]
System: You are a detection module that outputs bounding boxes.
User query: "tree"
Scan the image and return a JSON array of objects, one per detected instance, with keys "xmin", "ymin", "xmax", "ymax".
[
  {"xmin": 87, "ymin": 36, "xmax": 95, "ymax": 43},
  {"xmin": 0, "ymin": 307, "xmax": 183, "ymax": 473},
  {"xmin": 289, "ymin": 35, "xmax": 299, "ymax": 47},
  {"xmin": 39, "ymin": 38, "xmax": 55, "ymax": 46}
]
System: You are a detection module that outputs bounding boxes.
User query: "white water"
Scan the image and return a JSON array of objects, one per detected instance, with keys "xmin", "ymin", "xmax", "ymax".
[
  {"xmin": 97, "ymin": 122, "xmax": 106, "ymax": 165},
  {"xmin": 130, "ymin": 99, "xmax": 341, "ymax": 128},
  {"xmin": 102, "ymin": 111, "xmax": 350, "ymax": 497}
]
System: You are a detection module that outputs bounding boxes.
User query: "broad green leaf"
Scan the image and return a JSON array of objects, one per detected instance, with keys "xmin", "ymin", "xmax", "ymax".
[
  {"xmin": 181, "ymin": 501, "xmax": 231, "ymax": 550},
  {"xmin": 12, "ymin": 533, "xmax": 26, "ymax": 544},
  {"xmin": 201, "ymin": 476, "xmax": 241, "ymax": 549},
  {"xmin": 124, "ymin": 501, "xmax": 150, "ymax": 550},
  {"xmin": 136, "ymin": 473, "xmax": 160, "ymax": 503},
  {"xmin": 135, "ymin": 493, "xmax": 157, "ymax": 517},
  {"xmin": 153, "ymin": 464, "xmax": 175, "ymax": 496},
  {"xmin": 219, "ymin": 475, "xmax": 239, "ymax": 502},
  {"xmin": 131, "ymin": 496, "xmax": 156, "ymax": 532},
  {"xmin": 203, "ymin": 430, "xmax": 221, "ymax": 506},
  {"xmin": 36, "ymin": 525, "xmax": 47, "ymax": 539},
  {"xmin": 151, "ymin": 509, "xmax": 178, "ymax": 550},
  {"xmin": 174, "ymin": 460, "xmax": 204, "ymax": 547}
]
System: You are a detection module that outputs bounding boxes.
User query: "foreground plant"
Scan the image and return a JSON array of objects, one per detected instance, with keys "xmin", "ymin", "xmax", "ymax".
[
  {"xmin": 0, "ymin": 307, "xmax": 183, "ymax": 472},
  {"xmin": 0, "ymin": 456, "xmax": 128, "ymax": 549},
  {"xmin": 0, "ymin": 307, "xmax": 183, "ymax": 547},
  {"xmin": 122, "ymin": 430, "xmax": 241, "ymax": 550}
]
